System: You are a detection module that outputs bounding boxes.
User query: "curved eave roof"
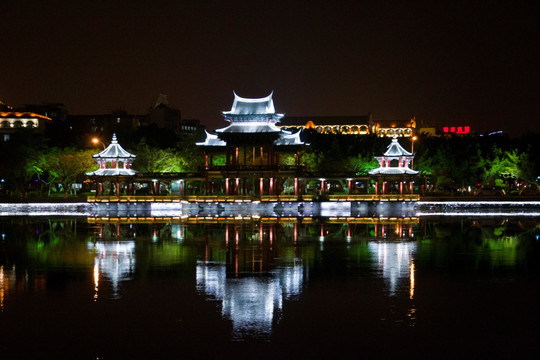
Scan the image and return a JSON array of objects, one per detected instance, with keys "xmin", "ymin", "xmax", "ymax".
[
  {"xmin": 86, "ymin": 169, "xmax": 138, "ymax": 176},
  {"xmin": 384, "ymin": 138, "xmax": 413, "ymax": 156},
  {"xmin": 215, "ymin": 122, "xmax": 282, "ymax": 134},
  {"xmin": 92, "ymin": 134, "xmax": 136, "ymax": 159},
  {"xmin": 273, "ymin": 130, "xmax": 305, "ymax": 146},
  {"xmin": 196, "ymin": 130, "xmax": 226, "ymax": 147},
  {"xmin": 222, "ymin": 91, "xmax": 277, "ymax": 116},
  {"xmin": 368, "ymin": 167, "xmax": 419, "ymax": 175}
]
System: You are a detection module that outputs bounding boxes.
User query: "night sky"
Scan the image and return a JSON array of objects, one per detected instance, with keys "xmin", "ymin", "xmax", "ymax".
[{"xmin": 1, "ymin": 1, "xmax": 538, "ymax": 135}]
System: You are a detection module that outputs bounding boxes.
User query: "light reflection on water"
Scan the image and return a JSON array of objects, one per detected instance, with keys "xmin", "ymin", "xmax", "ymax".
[
  {"xmin": 369, "ymin": 242, "xmax": 416, "ymax": 296},
  {"xmin": 196, "ymin": 262, "xmax": 303, "ymax": 340},
  {"xmin": 0, "ymin": 215, "xmax": 539, "ymax": 357},
  {"xmin": 87, "ymin": 241, "xmax": 136, "ymax": 300}
]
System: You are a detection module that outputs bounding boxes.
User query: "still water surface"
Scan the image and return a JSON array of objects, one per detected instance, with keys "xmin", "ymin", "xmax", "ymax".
[{"xmin": 1, "ymin": 216, "xmax": 539, "ymax": 359}]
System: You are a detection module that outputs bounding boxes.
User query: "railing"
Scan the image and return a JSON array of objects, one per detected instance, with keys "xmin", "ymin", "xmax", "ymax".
[
  {"xmin": 88, "ymin": 193, "xmax": 420, "ymax": 203},
  {"xmin": 327, "ymin": 194, "xmax": 420, "ymax": 202}
]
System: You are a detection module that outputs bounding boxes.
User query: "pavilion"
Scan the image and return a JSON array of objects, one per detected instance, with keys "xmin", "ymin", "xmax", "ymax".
[
  {"xmin": 197, "ymin": 92, "xmax": 306, "ymax": 197},
  {"xmin": 369, "ymin": 136, "xmax": 419, "ymax": 195},
  {"xmin": 86, "ymin": 134, "xmax": 138, "ymax": 196}
]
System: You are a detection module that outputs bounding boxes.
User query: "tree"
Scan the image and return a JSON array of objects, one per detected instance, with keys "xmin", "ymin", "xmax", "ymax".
[{"xmin": 42, "ymin": 148, "xmax": 97, "ymax": 198}]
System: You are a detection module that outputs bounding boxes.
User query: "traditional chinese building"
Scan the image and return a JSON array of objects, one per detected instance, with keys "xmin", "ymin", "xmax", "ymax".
[
  {"xmin": 369, "ymin": 137, "xmax": 419, "ymax": 195},
  {"xmin": 197, "ymin": 92, "xmax": 305, "ymax": 196},
  {"xmin": 86, "ymin": 134, "xmax": 138, "ymax": 196}
]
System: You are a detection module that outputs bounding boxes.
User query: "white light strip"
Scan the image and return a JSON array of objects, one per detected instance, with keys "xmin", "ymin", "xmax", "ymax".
[
  {"xmin": 418, "ymin": 201, "xmax": 540, "ymax": 206},
  {"xmin": 417, "ymin": 212, "xmax": 540, "ymax": 217},
  {"xmin": 0, "ymin": 203, "xmax": 92, "ymax": 216}
]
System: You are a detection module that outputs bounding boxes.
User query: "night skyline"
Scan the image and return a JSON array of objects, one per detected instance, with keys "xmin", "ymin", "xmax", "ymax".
[{"xmin": 1, "ymin": 0, "xmax": 538, "ymax": 136}]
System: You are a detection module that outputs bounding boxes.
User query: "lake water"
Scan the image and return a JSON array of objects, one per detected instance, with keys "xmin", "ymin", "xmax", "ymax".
[{"xmin": 1, "ymin": 214, "xmax": 539, "ymax": 359}]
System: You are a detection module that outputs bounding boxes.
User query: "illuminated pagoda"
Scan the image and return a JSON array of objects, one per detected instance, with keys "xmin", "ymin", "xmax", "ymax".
[
  {"xmin": 369, "ymin": 136, "xmax": 419, "ymax": 195},
  {"xmin": 197, "ymin": 91, "xmax": 305, "ymax": 196},
  {"xmin": 87, "ymin": 134, "xmax": 138, "ymax": 196}
]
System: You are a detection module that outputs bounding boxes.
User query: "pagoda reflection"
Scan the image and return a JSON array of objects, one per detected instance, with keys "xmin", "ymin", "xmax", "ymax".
[
  {"xmin": 368, "ymin": 220, "xmax": 417, "ymax": 297},
  {"xmin": 87, "ymin": 241, "xmax": 135, "ymax": 300},
  {"xmin": 196, "ymin": 222, "xmax": 304, "ymax": 340}
]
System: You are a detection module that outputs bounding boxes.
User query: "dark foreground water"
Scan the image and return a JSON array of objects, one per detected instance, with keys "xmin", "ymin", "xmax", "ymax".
[{"xmin": 1, "ymin": 216, "xmax": 539, "ymax": 359}]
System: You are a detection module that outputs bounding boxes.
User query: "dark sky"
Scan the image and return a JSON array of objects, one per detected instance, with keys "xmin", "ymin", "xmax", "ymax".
[{"xmin": 1, "ymin": 0, "xmax": 539, "ymax": 135}]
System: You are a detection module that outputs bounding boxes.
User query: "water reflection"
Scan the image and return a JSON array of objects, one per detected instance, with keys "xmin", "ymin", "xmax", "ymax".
[
  {"xmin": 196, "ymin": 263, "xmax": 303, "ymax": 340},
  {"xmin": 369, "ymin": 242, "xmax": 416, "ymax": 296},
  {"xmin": 0, "ymin": 215, "xmax": 539, "ymax": 352},
  {"xmin": 87, "ymin": 241, "xmax": 135, "ymax": 300}
]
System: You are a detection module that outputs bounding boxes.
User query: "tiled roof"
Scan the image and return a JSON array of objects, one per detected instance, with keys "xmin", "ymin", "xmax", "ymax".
[
  {"xmin": 92, "ymin": 134, "xmax": 136, "ymax": 159},
  {"xmin": 215, "ymin": 122, "xmax": 282, "ymax": 134},
  {"xmin": 195, "ymin": 131, "xmax": 226, "ymax": 146},
  {"xmin": 223, "ymin": 91, "xmax": 277, "ymax": 116},
  {"xmin": 369, "ymin": 167, "xmax": 419, "ymax": 175},
  {"xmin": 86, "ymin": 168, "xmax": 138, "ymax": 176},
  {"xmin": 273, "ymin": 130, "xmax": 305, "ymax": 146},
  {"xmin": 383, "ymin": 137, "xmax": 413, "ymax": 157}
]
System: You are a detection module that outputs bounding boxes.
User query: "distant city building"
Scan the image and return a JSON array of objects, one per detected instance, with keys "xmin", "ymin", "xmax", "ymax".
[
  {"xmin": 0, "ymin": 110, "xmax": 52, "ymax": 141},
  {"xmin": 279, "ymin": 115, "xmax": 372, "ymax": 135},
  {"xmin": 278, "ymin": 114, "xmax": 416, "ymax": 137},
  {"xmin": 148, "ymin": 94, "xmax": 181, "ymax": 129},
  {"xmin": 148, "ymin": 94, "xmax": 204, "ymax": 134},
  {"xmin": 372, "ymin": 116, "xmax": 416, "ymax": 137},
  {"xmin": 68, "ymin": 111, "xmax": 144, "ymax": 136},
  {"xmin": 20, "ymin": 103, "xmax": 68, "ymax": 122}
]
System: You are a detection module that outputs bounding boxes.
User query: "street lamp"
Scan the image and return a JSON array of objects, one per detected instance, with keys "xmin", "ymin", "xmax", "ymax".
[
  {"xmin": 92, "ymin": 137, "xmax": 106, "ymax": 150},
  {"xmin": 411, "ymin": 135, "xmax": 418, "ymax": 169}
]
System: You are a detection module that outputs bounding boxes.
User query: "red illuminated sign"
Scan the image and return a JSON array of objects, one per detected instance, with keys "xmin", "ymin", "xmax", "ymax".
[{"xmin": 443, "ymin": 125, "xmax": 470, "ymax": 134}]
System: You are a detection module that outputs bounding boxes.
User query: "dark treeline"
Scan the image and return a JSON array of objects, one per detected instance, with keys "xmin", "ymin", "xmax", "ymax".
[{"xmin": 1, "ymin": 126, "xmax": 539, "ymax": 198}]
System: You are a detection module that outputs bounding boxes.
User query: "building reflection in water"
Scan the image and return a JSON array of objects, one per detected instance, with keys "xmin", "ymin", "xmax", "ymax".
[
  {"xmin": 196, "ymin": 263, "xmax": 303, "ymax": 340},
  {"xmin": 87, "ymin": 241, "xmax": 136, "ymax": 300},
  {"xmin": 368, "ymin": 222, "xmax": 416, "ymax": 297},
  {"xmin": 196, "ymin": 223, "xmax": 304, "ymax": 340}
]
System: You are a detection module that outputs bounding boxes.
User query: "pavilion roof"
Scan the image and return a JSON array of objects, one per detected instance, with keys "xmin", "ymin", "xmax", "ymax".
[
  {"xmin": 215, "ymin": 122, "xmax": 282, "ymax": 134},
  {"xmin": 222, "ymin": 91, "xmax": 281, "ymax": 116},
  {"xmin": 195, "ymin": 130, "xmax": 226, "ymax": 146},
  {"xmin": 92, "ymin": 134, "xmax": 136, "ymax": 159},
  {"xmin": 383, "ymin": 137, "xmax": 413, "ymax": 157},
  {"xmin": 86, "ymin": 168, "xmax": 138, "ymax": 176},
  {"xmin": 273, "ymin": 130, "xmax": 305, "ymax": 146},
  {"xmin": 369, "ymin": 167, "xmax": 419, "ymax": 175}
]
